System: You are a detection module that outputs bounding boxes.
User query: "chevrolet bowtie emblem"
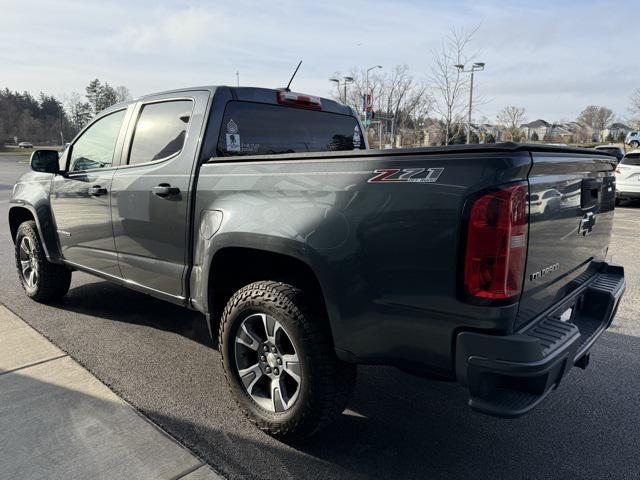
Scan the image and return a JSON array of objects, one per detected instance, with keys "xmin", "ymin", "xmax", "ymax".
[{"xmin": 579, "ymin": 211, "xmax": 596, "ymax": 236}]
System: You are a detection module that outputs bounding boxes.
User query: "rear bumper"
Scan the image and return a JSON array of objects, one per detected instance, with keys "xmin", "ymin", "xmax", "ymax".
[{"xmin": 455, "ymin": 263, "xmax": 625, "ymax": 418}]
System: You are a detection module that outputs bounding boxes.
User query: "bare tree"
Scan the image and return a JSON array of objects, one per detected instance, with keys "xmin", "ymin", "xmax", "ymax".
[
  {"xmin": 330, "ymin": 65, "xmax": 432, "ymax": 147},
  {"xmin": 577, "ymin": 105, "xmax": 614, "ymax": 140},
  {"xmin": 429, "ymin": 26, "xmax": 478, "ymax": 145},
  {"xmin": 631, "ymin": 89, "xmax": 640, "ymax": 114},
  {"xmin": 630, "ymin": 89, "xmax": 640, "ymax": 128},
  {"xmin": 115, "ymin": 86, "xmax": 132, "ymax": 103},
  {"xmin": 496, "ymin": 106, "xmax": 527, "ymax": 141}
]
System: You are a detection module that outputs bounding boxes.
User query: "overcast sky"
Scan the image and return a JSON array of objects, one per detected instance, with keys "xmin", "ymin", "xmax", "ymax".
[{"xmin": 2, "ymin": 0, "xmax": 638, "ymax": 123}]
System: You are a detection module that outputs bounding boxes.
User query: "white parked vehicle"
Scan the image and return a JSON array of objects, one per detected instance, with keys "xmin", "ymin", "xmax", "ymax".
[
  {"xmin": 17, "ymin": 142, "xmax": 33, "ymax": 148},
  {"xmin": 594, "ymin": 145, "xmax": 625, "ymax": 162},
  {"xmin": 615, "ymin": 150, "xmax": 640, "ymax": 204},
  {"xmin": 625, "ymin": 131, "xmax": 640, "ymax": 149},
  {"xmin": 529, "ymin": 188, "xmax": 562, "ymax": 214}
]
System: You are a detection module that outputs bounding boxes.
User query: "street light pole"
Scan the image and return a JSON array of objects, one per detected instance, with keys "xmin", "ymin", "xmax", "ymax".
[
  {"xmin": 329, "ymin": 76, "xmax": 354, "ymax": 103},
  {"xmin": 455, "ymin": 62, "xmax": 485, "ymax": 144}
]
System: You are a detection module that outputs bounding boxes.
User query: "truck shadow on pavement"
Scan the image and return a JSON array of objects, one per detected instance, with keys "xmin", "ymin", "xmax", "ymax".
[
  {"xmin": 40, "ymin": 279, "xmax": 640, "ymax": 480},
  {"xmin": 55, "ymin": 278, "xmax": 214, "ymax": 348}
]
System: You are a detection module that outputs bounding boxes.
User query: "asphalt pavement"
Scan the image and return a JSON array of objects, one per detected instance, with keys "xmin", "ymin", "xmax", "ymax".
[{"xmin": 1, "ymin": 154, "xmax": 639, "ymax": 480}]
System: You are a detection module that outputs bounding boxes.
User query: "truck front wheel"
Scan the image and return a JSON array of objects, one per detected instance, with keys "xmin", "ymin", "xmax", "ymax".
[
  {"xmin": 14, "ymin": 221, "xmax": 71, "ymax": 302},
  {"xmin": 219, "ymin": 281, "xmax": 356, "ymax": 441}
]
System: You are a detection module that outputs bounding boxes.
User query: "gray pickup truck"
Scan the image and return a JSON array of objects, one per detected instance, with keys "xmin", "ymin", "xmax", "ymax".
[{"xmin": 9, "ymin": 86, "xmax": 625, "ymax": 440}]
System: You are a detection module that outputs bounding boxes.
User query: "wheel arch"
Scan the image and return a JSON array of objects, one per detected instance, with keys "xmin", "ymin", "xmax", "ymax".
[
  {"xmin": 203, "ymin": 242, "xmax": 342, "ymax": 350},
  {"xmin": 8, "ymin": 205, "xmax": 59, "ymax": 260}
]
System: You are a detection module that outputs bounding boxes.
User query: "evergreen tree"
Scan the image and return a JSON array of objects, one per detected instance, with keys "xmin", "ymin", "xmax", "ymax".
[{"xmin": 85, "ymin": 78, "xmax": 103, "ymax": 115}]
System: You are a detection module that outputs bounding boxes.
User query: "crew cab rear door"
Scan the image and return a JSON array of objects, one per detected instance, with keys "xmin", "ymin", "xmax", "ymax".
[
  {"xmin": 110, "ymin": 90, "xmax": 210, "ymax": 299},
  {"xmin": 516, "ymin": 152, "xmax": 616, "ymax": 329}
]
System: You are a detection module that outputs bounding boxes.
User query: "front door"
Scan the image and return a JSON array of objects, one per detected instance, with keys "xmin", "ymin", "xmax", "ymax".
[
  {"xmin": 50, "ymin": 108, "xmax": 128, "ymax": 276},
  {"xmin": 111, "ymin": 92, "xmax": 209, "ymax": 298}
]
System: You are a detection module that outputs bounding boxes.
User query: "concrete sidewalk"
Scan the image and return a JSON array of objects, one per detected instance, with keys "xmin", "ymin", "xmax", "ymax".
[{"xmin": 0, "ymin": 304, "xmax": 222, "ymax": 480}]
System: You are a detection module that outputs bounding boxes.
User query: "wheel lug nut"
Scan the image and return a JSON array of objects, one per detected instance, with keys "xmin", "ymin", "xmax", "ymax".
[
  {"xmin": 265, "ymin": 367, "xmax": 272, "ymax": 374},
  {"xmin": 273, "ymin": 368, "xmax": 279, "ymax": 375},
  {"xmin": 260, "ymin": 355, "xmax": 266, "ymax": 362},
  {"xmin": 271, "ymin": 346, "xmax": 277, "ymax": 353},
  {"xmin": 277, "ymin": 358, "xmax": 282, "ymax": 365},
  {"xmin": 263, "ymin": 345, "xmax": 269, "ymax": 352}
]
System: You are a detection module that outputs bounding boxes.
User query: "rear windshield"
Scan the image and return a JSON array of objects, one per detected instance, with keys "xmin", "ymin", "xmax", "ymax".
[
  {"xmin": 621, "ymin": 154, "xmax": 640, "ymax": 166},
  {"xmin": 216, "ymin": 101, "xmax": 364, "ymax": 157}
]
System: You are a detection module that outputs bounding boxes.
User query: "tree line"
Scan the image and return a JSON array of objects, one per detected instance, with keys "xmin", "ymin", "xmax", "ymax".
[{"xmin": 0, "ymin": 79, "xmax": 130, "ymax": 146}]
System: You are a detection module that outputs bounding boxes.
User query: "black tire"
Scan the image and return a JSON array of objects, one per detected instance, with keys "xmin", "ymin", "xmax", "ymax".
[
  {"xmin": 615, "ymin": 198, "xmax": 621, "ymax": 206},
  {"xmin": 15, "ymin": 221, "xmax": 71, "ymax": 302},
  {"xmin": 630, "ymin": 141, "xmax": 639, "ymax": 148},
  {"xmin": 219, "ymin": 281, "xmax": 356, "ymax": 441}
]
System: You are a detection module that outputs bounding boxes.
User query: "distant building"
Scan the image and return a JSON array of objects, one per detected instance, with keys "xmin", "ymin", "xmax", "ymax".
[
  {"xmin": 548, "ymin": 124, "xmax": 574, "ymax": 142},
  {"xmin": 602, "ymin": 122, "xmax": 633, "ymax": 141},
  {"xmin": 520, "ymin": 119, "xmax": 551, "ymax": 141},
  {"xmin": 420, "ymin": 119, "xmax": 444, "ymax": 146},
  {"xmin": 474, "ymin": 123, "xmax": 503, "ymax": 143}
]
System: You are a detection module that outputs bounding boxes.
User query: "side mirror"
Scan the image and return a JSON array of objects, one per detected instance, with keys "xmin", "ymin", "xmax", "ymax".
[{"xmin": 30, "ymin": 149, "xmax": 60, "ymax": 174}]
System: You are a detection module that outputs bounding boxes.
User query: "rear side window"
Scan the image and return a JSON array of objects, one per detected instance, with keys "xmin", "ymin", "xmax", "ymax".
[
  {"xmin": 216, "ymin": 101, "xmax": 364, "ymax": 157},
  {"xmin": 128, "ymin": 100, "xmax": 193, "ymax": 165},
  {"xmin": 621, "ymin": 154, "xmax": 640, "ymax": 166}
]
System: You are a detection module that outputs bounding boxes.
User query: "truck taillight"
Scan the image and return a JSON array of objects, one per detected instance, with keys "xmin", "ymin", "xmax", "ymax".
[
  {"xmin": 276, "ymin": 91, "xmax": 322, "ymax": 110},
  {"xmin": 464, "ymin": 183, "xmax": 528, "ymax": 301}
]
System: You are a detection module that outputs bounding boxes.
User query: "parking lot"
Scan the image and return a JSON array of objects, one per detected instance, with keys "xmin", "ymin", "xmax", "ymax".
[{"xmin": 1, "ymin": 153, "xmax": 639, "ymax": 480}]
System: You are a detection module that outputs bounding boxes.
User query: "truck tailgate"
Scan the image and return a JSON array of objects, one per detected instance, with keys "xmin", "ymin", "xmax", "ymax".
[{"xmin": 516, "ymin": 152, "xmax": 616, "ymax": 329}]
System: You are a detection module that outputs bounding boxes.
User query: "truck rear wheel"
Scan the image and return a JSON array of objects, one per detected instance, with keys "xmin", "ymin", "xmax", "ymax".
[
  {"xmin": 14, "ymin": 221, "xmax": 71, "ymax": 302},
  {"xmin": 219, "ymin": 280, "xmax": 356, "ymax": 441}
]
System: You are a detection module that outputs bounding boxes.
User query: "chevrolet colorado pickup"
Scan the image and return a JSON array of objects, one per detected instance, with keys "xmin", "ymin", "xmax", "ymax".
[{"xmin": 9, "ymin": 86, "xmax": 625, "ymax": 440}]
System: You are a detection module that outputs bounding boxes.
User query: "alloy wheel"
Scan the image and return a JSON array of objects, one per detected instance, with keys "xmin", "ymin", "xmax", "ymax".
[
  {"xmin": 234, "ymin": 313, "xmax": 301, "ymax": 413},
  {"xmin": 18, "ymin": 236, "xmax": 38, "ymax": 289}
]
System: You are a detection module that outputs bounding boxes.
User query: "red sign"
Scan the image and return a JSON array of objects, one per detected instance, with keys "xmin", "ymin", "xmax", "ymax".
[{"xmin": 363, "ymin": 94, "xmax": 372, "ymax": 112}]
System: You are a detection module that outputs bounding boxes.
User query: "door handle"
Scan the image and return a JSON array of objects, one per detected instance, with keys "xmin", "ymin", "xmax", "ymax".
[
  {"xmin": 153, "ymin": 183, "xmax": 180, "ymax": 198},
  {"xmin": 88, "ymin": 185, "xmax": 108, "ymax": 196}
]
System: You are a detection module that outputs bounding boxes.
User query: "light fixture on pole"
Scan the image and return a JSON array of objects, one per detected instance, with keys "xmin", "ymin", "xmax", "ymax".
[
  {"xmin": 329, "ymin": 76, "xmax": 354, "ymax": 103},
  {"xmin": 455, "ymin": 62, "xmax": 485, "ymax": 144}
]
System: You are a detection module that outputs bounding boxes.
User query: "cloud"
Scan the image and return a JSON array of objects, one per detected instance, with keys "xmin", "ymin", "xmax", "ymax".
[{"xmin": 107, "ymin": 6, "xmax": 225, "ymax": 53}]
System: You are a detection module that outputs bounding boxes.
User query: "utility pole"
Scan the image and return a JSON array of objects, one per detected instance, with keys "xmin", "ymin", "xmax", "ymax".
[
  {"xmin": 236, "ymin": 71, "xmax": 240, "ymax": 87},
  {"xmin": 455, "ymin": 62, "xmax": 485, "ymax": 144}
]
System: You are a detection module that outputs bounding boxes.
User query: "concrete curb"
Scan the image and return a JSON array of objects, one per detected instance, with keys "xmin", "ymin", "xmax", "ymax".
[{"xmin": 0, "ymin": 304, "xmax": 223, "ymax": 480}]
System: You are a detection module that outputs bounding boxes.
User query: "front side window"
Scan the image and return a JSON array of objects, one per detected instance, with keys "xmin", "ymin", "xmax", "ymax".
[
  {"xmin": 216, "ymin": 101, "xmax": 365, "ymax": 157},
  {"xmin": 68, "ymin": 110, "xmax": 126, "ymax": 171},
  {"xmin": 128, "ymin": 100, "xmax": 193, "ymax": 165}
]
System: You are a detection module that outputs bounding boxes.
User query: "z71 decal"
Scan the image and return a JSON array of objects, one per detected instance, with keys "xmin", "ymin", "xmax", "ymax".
[{"xmin": 368, "ymin": 167, "xmax": 444, "ymax": 184}]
